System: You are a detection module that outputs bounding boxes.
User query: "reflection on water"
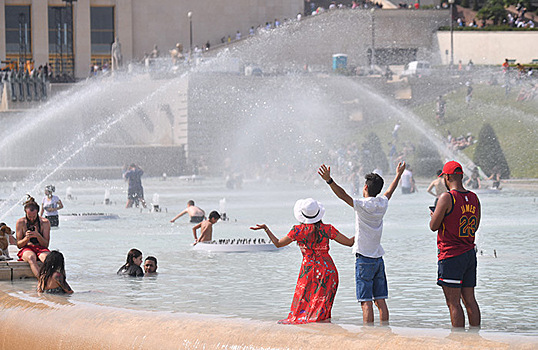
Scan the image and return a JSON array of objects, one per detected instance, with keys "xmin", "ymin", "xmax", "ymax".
[{"xmin": 1, "ymin": 177, "xmax": 537, "ymax": 334}]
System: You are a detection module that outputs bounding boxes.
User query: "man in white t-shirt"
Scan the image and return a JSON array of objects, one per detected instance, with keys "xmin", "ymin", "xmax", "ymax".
[
  {"xmin": 318, "ymin": 161, "xmax": 406, "ymax": 324},
  {"xmin": 401, "ymin": 167, "xmax": 415, "ymax": 194}
]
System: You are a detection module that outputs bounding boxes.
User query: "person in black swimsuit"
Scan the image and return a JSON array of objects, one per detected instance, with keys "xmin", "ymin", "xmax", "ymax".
[
  {"xmin": 37, "ymin": 250, "xmax": 73, "ymax": 294},
  {"xmin": 117, "ymin": 248, "xmax": 144, "ymax": 277}
]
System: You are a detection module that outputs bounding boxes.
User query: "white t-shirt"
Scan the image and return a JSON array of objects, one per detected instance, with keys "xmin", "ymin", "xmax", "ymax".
[
  {"xmin": 42, "ymin": 195, "xmax": 61, "ymax": 216},
  {"xmin": 353, "ymin": 195, "xmax": 389, "ymax": 258},
  {"xmin": 401, "ymin": 169, "xmax": 413, "ymax": 189}
]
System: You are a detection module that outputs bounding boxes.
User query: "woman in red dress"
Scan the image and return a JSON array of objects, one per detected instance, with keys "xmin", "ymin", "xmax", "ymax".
[{"xmin": 251, "ymin": 198, "xmax": 354, "ymax": 324}]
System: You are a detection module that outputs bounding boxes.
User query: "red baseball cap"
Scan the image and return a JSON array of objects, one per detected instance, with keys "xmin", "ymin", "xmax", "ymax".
[{"xmin": 439, "ymin": 161, "xmax": 464, "ymax": 176}]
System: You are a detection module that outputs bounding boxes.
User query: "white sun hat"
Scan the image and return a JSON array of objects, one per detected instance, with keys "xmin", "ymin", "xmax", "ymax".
[{"xmin": 293, "ymin": 198, "xmax": 325, "ymax": 224}]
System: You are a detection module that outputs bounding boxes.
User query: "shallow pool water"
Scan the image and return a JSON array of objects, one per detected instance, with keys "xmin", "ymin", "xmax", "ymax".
[{"xmin": 1, "ymin": 177, "xmax": 537, "ymax": 335}]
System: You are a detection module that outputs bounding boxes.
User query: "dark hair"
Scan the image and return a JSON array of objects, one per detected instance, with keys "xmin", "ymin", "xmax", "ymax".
[
  {"xmin": 446, "ymin": 167, "xmax": 463, "ymax": 181},
  {"xmin": 364, "ymin": 173, "xmax": 384, "ymax": 197},
  {"xmin": 23, "ymin": 195, "xmax": 42, "ymax": 236},
  {"xmin": 208, "ymin": 211, "xmax": 221, "ymax": 220},
  {"xmin": 187, "ymin": 200, "xmax": 195, "ymax": 206},
  {"xmin": 451, "ymin": 168, "xmax": 464, "ymax": 180},
  {"xmin": 312, "ymin": 220, "xmax": 323, "ymax": 244},
  {"xmin": 38, "ymin": 250, "xmax": 66, "ymax": 291},
  {"xmin": 145, "ymin": 256, "xmax": 157, "ymax": 266},
  {"xmin": 126, "ymin": 248, "xmax": 142, "ymax": 266},
  {"xmin": 23, "ymin": 195, "xmax": 40, "ymax": 212}
]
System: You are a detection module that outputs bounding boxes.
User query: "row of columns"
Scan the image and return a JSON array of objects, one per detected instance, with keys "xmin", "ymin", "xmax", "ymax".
[{"xmin": 0, "ymin": 0, "xmax": 133, "ymax": 80}]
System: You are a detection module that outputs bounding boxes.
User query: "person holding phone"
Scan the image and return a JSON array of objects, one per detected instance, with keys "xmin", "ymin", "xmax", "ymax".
[
  {"xmin": 16, "ymin": 195, "xmax": 51, "ymax": 277},
  {"xmin": 429, "ymin": 161, "xmax": 481, "ymax": 328}
]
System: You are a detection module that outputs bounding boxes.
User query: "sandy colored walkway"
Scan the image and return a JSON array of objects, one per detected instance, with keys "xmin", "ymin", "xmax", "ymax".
[{"xmin": 1, "ymin": 290, "xmax": 536, "ymax": 350}]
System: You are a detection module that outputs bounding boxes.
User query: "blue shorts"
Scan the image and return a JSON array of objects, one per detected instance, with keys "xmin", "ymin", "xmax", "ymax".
[
  {"xmin": 355, "ymin": 254, "xmax": 388, "ymax": 302},
  {"xmin": 437, "ymin": 248, "xmax": 477, "ymax": 288}
]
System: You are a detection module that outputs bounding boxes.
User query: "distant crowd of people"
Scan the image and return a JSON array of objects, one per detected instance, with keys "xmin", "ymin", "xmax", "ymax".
[
  {"xmin": 307, "ymin": 0, "xmax": 383, "ymax": 13},
  {"xmin": 89, "ymin": 61, "xmax": 111, "ymax": 77},
  {"xmin": 498, "ymin": 58, "xmax": 537, "ymax": 101},
  {"xmin": 446, "ymin": 131, "xmax": 476, "ymax": 151},
  {"xmin": 505, "ymin": 3, "xmax": 534, "ymax": 28},
  {"xmin": 455, "ymin": 3, "xmax": 534, "ymax": 29}
]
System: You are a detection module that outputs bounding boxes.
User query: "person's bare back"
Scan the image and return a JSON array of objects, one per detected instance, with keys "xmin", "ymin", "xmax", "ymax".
[
  {"xmin": 192, "ymin": 211, "xmax": 221, "ymax": 245},
  {"xmin": 198, "ymin": 221, "xmax": 213, "ymax": 242},
  {"xmin": 192, "ymin": 211, "xmax": 220, "ymax": 244},
  {"xmin": 170, "ymin": 200, "xmax": 205, "ymax": 223},
  {"xmin": 428, "ymin": 178, "xmax": 446, "ymax": 198},
  {"xmin": 187, "ymin": 205, "xmax": 205, "ymax": 218}
]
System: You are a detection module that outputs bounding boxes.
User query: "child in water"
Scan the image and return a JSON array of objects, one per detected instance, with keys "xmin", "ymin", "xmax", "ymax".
[{"xmin": 37, "ymin": 250, "xmax": 73, "ymax": 294}]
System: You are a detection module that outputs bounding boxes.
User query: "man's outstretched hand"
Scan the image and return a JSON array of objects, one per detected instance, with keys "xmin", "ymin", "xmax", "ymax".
[{"xmin": 318, "ymin": 164, "xmax": 331, "ymax": 182}]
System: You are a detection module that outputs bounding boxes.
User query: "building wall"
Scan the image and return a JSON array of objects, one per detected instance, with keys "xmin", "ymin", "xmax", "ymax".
[
  {"xmin": 74, "ymin": 0, "xmax": 91, "ymax": 78},
  {"xmin": 436, "ymin": 31, "xmax": 538, "ymax": 65},
  {"xmin": 129, "ymin": 0, "xmax": 302, "ymax": 59},
  {"xmin": 0, "ymin": 0, "xmax": 303, "ymax": 78},
  {"xmin": 0, "ymin": 1, "xmax": 5, "ymax": 59},
  {"xmin": 2, "ymin": 3, "xmax": 537, "ymax": 77},
  {"xmin": 222, "ymin": 9, "xmax": 449, "ymax": 69}
]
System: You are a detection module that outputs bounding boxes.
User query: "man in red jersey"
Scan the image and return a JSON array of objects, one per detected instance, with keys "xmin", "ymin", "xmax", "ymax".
[{"xmin": 429, "ymin": 161, "xmax": 481, "ymax": 328}]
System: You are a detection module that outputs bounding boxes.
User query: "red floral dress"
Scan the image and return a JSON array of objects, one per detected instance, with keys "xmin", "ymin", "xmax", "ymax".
[{"xmin": 279, "ymin": 223, "xmax": 340, "ymax": 324}]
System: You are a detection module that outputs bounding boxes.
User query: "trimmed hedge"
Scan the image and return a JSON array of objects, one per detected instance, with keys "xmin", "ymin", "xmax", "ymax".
[{"xmin": 438, "ymin": 25, "xmax": 538, "ymax": 31}]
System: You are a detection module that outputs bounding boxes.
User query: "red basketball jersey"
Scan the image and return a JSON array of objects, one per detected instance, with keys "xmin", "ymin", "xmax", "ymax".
[{"xmin": 437, "ymin": 190, "xmax": 480, "ymax": 260}]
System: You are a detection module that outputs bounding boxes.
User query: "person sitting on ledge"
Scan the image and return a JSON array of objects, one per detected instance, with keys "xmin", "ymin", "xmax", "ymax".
[
  {"xmin": 16, "ymin": 195, "xmax": 51, "ymax": 277},
  {"xmin": 117, "ymin": 248, "xmax": 144, "ymax": 277},
  {"xmin": 37, "ymin": 250, "xmax": 73, "ymax": 294},
  {"xmin": 170, "ymin": 200, "xmax": 206, "ymax": 223}
]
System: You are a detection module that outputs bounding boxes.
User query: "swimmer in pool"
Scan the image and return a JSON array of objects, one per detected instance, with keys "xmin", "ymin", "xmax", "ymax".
[
  {"xmin": 170, "ymin": 200, "xmax": 206, "ymax": 223},
  {"xmin": 192, "ymin": 211, "xmax": 221, "ymax": 245},
  {"xmin": 37, "ymin": 250, "xmax": 73, "ymax": 294}
]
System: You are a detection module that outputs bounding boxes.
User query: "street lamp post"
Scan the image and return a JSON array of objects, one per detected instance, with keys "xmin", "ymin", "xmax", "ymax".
[
  {"xmin": 187, "ymin": 11, "xmax": 193, "ymax": 54},
  {"xmin": 18, "ymin": 13, "xmax": 27, "ymax": 70},
  {"xmin": 448, "ymin": 0, "xmax": 455, "ymax": 69},
  {"xmin": 370, "ymin": 8, "xmax": 375, "ymax": 71}
]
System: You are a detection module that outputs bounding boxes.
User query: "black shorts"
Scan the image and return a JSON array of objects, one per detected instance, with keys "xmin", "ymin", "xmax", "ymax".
[
  {"xmin": 128, "ymin": 188, "xmax": 144, "ymax": 200},
  {"xmin": 46, "ymin": 215, "xmax": 59, "ymax": 227},
  {"xmin": 402, "ymin": 186, "xmax": 413, "ymax": 194},
  {"xmin": 437, "ymin": 248, "xmax": 477, "ymax": 288},
  {"xmin": 190, "ymin": 216, "xmax": 204, "ymax": 223}
]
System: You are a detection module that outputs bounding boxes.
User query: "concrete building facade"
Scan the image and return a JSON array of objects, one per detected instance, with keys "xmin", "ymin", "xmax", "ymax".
[
  {"xmin": 0, "ymin": 0, "xmax": 303, "ymax": 79},
  {"xmin": 436, "ymin": 31, "xmax": 538, "ymax": 66}
]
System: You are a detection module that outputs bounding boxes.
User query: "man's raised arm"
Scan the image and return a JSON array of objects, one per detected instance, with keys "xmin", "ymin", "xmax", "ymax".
[
  {"xmin": 318, "ymin": 164, "xmax": 353, "ymax": 207},
  {"xmin": 384, "ymin": 161, "xmax": 406, "ymax": 200}
]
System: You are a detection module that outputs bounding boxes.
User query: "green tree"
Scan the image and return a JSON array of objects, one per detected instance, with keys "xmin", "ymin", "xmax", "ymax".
[
  {"xmin": 411, "ymin": 142, "xmax": 444, "ymax": 178},
  {"xmin": 462, "ymin": 0, "xmax": 470, "ymax": 8},
  {"xmin": 477, "ymin": 0, "xmax": 507, "ymax": 25},
  {"xmin": 360, "ymin": 132, "xmax": 389, "ymax": 175},
  {"xmin": 473, "ymin": 123, "xmax": 510, "ymax": 178}
]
